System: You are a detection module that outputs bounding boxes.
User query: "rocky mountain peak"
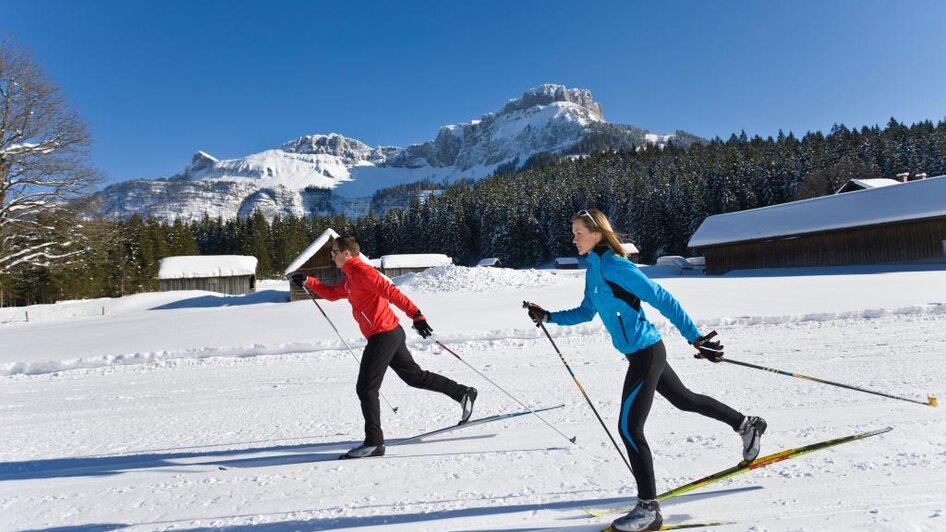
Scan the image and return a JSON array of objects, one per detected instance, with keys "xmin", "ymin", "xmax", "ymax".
[
  {"xmin": 281, "ymin": 133, "xmax": 380, "ymax": 163},
  {"xmin": 500, "ymin": 84, "xmax": 603, "ymax": 120},
  {"xmin": 185, "ymin": 151, "xmax": 219, "ymax": 176}
]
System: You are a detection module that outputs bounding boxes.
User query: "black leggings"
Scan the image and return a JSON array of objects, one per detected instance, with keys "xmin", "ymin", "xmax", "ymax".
[
  {"xmin": 619, "ymin": 340, "xmax": 743, "ymax": 500},
  {"xmin": 357, "ymin": 326, "xmax": 467, "ymax": 445}
]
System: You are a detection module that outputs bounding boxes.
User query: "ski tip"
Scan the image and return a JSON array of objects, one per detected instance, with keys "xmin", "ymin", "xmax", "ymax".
[{"xmin": 929, "ymin": 395, "xmax": 938, "ymax": 407}]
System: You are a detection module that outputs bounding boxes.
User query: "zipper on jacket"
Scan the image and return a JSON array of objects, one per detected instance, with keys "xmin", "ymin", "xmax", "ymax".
[
  {"xmin": 617, "ymin": 312, "xmax": 630, "ymax": 343},
  {"xmin": 360, "ymin": 310, "xmax": 373, "ymax": 329}
]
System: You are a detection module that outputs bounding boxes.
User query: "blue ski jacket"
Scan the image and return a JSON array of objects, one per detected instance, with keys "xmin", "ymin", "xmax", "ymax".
[{"xmin": 548, "ymin": 247, "xmax": 701, "ymax": 355}]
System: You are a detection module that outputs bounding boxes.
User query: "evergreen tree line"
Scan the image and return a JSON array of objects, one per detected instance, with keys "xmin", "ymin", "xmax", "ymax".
[{"xmin": 2, "ymin": 118, "xmax": 944, "ymax": 306}]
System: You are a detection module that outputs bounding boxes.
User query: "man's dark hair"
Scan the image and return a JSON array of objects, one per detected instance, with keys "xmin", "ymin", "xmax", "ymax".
[{"xmin": 335, "ymin": 235, "xmax": 360, "ymax": 255}]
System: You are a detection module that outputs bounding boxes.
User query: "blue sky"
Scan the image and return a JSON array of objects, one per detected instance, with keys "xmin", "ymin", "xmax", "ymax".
[{"xmin": 3, "ymin": 0, "xmax": 945, "ymax": 185}]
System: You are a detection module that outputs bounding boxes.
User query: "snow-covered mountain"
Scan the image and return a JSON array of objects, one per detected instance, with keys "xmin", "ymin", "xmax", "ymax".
[{"xmin": 96, "ymin": 85, "xmax": 699, "ymax": 222}]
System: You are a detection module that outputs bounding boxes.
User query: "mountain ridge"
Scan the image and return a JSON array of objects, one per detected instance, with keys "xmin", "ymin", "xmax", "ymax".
[{"xmin": 95, "ymin": 84, "xmax": 701, "ymax": 222}]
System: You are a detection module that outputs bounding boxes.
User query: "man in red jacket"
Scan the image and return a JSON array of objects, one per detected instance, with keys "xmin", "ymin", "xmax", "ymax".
[{"xmin": 291, "ymin": 235, "xmax": 477, "ymax": 459}]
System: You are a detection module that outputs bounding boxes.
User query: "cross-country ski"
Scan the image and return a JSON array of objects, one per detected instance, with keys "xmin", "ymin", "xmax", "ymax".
[
  {"xmin": 583, "ymin": 426, "xmax": 893, "ymax": 518},
  {"xmin": 391, "ymin": 404, "xmax": 566, "ymax": 446}
]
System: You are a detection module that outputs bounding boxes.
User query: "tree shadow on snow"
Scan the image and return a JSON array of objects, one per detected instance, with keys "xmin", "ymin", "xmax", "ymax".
[{"xmin": 148, "ymin": 290, "xmax": 289, "ymax": 310}]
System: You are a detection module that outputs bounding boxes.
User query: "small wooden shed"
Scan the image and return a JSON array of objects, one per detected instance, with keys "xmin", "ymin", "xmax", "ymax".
[
  {"xmin": 621, "ymin": 242, "xmax": 640, "ymax": 263},
  {"xmin": 554, "ymin": 257, "xmax": 579, "ymax": 270},
  {"xmin": 158, "ymin": 255, "xmax": 257, "ymax": 295},
  {"xmin": 283, "ymin": 228, "xmax": 372, "ymax": 301},
  {"xmin": 476, "ymin": 258, "xmax": 502, "ymax": 268}
]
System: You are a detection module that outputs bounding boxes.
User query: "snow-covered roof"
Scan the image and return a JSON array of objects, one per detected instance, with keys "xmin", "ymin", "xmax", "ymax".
[
  {"xmin": 689, "ymin": 175, "xmax": 946, "ymax": 248},
  {"xmin": 158, "ymin": 255, "xmax": 257, "ymax": 279},
  {"xmin": 656, "ymin": 255, "xmax": 693, "ymax": 270},
  {"xmin": 554, "ymin": 257, "xmax": 579, "ymax": 265},
  {"xmin": 284, "ymin": 228, "xmax": 339, "ymax": 275},
  {"xmin": 476, "ymin": 258, "xmax": 501, "ymax": 267},
  {"xmin": 835, "ymin": 178, "xmax": 900, "ymax": 194},
  {"xmin": 380, "ymin": 254, "xmax": 452, "ymax": 269},
  {"xmin": 283, "ymin": 228, "xmax": 370, "ymax": 274},
  {"xmin": 621, "ymin": 242, "xmax": 640, "ymax": 254}
]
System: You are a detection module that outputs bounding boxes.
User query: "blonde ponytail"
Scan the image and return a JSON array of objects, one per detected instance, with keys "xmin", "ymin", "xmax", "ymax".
[{"xmin": 571, "ymin": 208, "xmax": 628, "ymax": 258}]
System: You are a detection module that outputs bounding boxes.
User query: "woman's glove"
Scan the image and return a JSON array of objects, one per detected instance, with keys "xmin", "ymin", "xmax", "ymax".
[
  {"xmin": 523, "ymin": 301, "xmax": 550, "ymax": 327},
  {"xmin": 693, "ymin": 331, "xmax": 724, "ymax": 363}
]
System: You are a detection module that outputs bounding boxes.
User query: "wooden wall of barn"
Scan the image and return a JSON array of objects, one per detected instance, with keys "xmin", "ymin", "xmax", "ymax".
[
  {"xmin": 159, "ymin": 275, "xmax": 256, "ymax": 295},
  {"xmin": 288, "ymin": 241, "xmax": 344, "ymax": 301},
  {"xmin": 702, "ymin": 217, "xmax": 946, "ymax": 274}
]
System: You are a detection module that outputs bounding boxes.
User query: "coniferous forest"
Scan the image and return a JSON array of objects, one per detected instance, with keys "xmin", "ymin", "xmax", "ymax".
[{"xmin": 3, "ymin": 118, "xmax": 945, "ymax": 307}]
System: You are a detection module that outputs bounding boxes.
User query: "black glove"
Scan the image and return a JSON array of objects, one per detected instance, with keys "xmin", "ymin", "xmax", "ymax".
[
  {"xmin": 412, "ymin": 310, "xmax": 433, "ymax": 339},
  {"xmin": 693, "ymin": 330, "xmax": 724, "ymax": 363},
  {"xmin": 290, "ymin": 273, "xmax": 308, "ymax": 288},
  {"xmin": 522, "ymin": 301, "xmax": 550, "ymax": 327}
]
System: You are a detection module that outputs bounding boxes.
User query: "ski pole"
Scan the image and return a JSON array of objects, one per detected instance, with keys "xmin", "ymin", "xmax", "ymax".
[
  {"xmin": 297, "ymin": 282, "xmax": 399, "ymax": 414},
  {"xmin": 720, "ymin": 357, "xmax": 937, "ymax": 408},
  {"xmin": 432, "ymin": 338, "xmax": 577, "ymax": 445},
  {"xmin": 524, "ymin": 302, "xmax": 634, "ymax": 475}
]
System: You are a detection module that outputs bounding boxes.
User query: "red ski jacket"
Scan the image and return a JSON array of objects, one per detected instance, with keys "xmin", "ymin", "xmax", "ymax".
[{"xmin": 303, "ymin": 256, "xmax": 420, "ymax": 338}]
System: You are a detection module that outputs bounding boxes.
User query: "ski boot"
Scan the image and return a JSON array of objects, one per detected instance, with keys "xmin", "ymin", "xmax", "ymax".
[
  {"xmin": 459, "ymin": 387, "xmax": 477, "ymax": 424},
  {"xmin": 611, "ymin": 499, "xmax": 662, "ymax": 531},
  {"xmin": 339, "ymin": 443, "xmax": 385, "ymax": 460},
  {"xmin": 738, "ymin": 415, "xmax": 767, "ymax": 462}
]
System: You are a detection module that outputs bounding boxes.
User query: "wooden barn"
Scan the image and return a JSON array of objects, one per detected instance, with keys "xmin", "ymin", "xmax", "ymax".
[
  {"xmin": 554, "ymin": 257, "xmax": 579, "ymax": 269},
  {"xmin": 621, "ymin": 242, "xmax": 641, "ymax": 263},
  {"xmin": 158, "ymin": 255, "xmax": 257, "ymax": 295},
  {"xmin": 284, "ymin": 229, "xmax": 362, "ymax": 301},
  {"xmin": 377, "ymin": 254, "xmax": 452, "ymax": 277},
  {"xmin": 689, "ymin": 175, "xmax": 946, "ymax": 274}
]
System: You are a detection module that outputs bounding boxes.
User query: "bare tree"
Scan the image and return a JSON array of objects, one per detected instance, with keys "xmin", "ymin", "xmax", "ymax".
[{"xmin": 0, "ymin": 40, "xmax": 101, "ymax": 274}]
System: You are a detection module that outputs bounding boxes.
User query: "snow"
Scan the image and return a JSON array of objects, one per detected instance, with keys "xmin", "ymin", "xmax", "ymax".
[
  {"xmin": 689, "ymin": 174, "xmax": 946, "ymax": 247},
  {"xmin": 655, "ymin": 256, "xmax": 694, "ymax": 271},
  {"xmin": 392, "ymin": 265, "xmax": 576, "ymax": 294},
  {"xmin": 380, "ymin": 253, "xmax": 452, "ymax": 269},
  {"xmin": 2, "ymin": 265, "xmax": 946, "ymax": 531},
  {"xmin": 191, "ymin": 149, "xmax": 357, "ymax": 190},
  {"xmin": 157, "ymin": 255, "xmax": 257, "ymax": 279},
  {"xmin": 644, "ymin": 133, "xmax": 672, "ymax": 145},
  {"xmin": 843, "ymin": 178, "xmax": 901, "ymax": 190}
]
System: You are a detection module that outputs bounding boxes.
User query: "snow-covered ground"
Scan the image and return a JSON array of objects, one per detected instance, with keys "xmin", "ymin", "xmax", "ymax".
[{"xmin": 2, "ymin": 264, "xmax": 945, "ymax": 531}]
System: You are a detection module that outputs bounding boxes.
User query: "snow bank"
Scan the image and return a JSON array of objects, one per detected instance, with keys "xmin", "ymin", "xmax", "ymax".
[{"xmin": 392, "ymin": 264, "xmax": 574, "ymax": 293}]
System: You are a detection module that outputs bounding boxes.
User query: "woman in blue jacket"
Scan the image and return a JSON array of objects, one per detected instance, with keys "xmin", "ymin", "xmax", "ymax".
[{"xmin": 525, "ymin": 208, "xmax": 766, "ymax": 532}]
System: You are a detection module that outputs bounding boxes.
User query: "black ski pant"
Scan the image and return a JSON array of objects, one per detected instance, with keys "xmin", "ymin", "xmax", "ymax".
[
  {"xmin": 357, "ymin": 325, "xmax": 467, "ymax": 446},
  {"xmin": 619, "ymin": 340, "xmax": 744, "ymax": 500}
]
